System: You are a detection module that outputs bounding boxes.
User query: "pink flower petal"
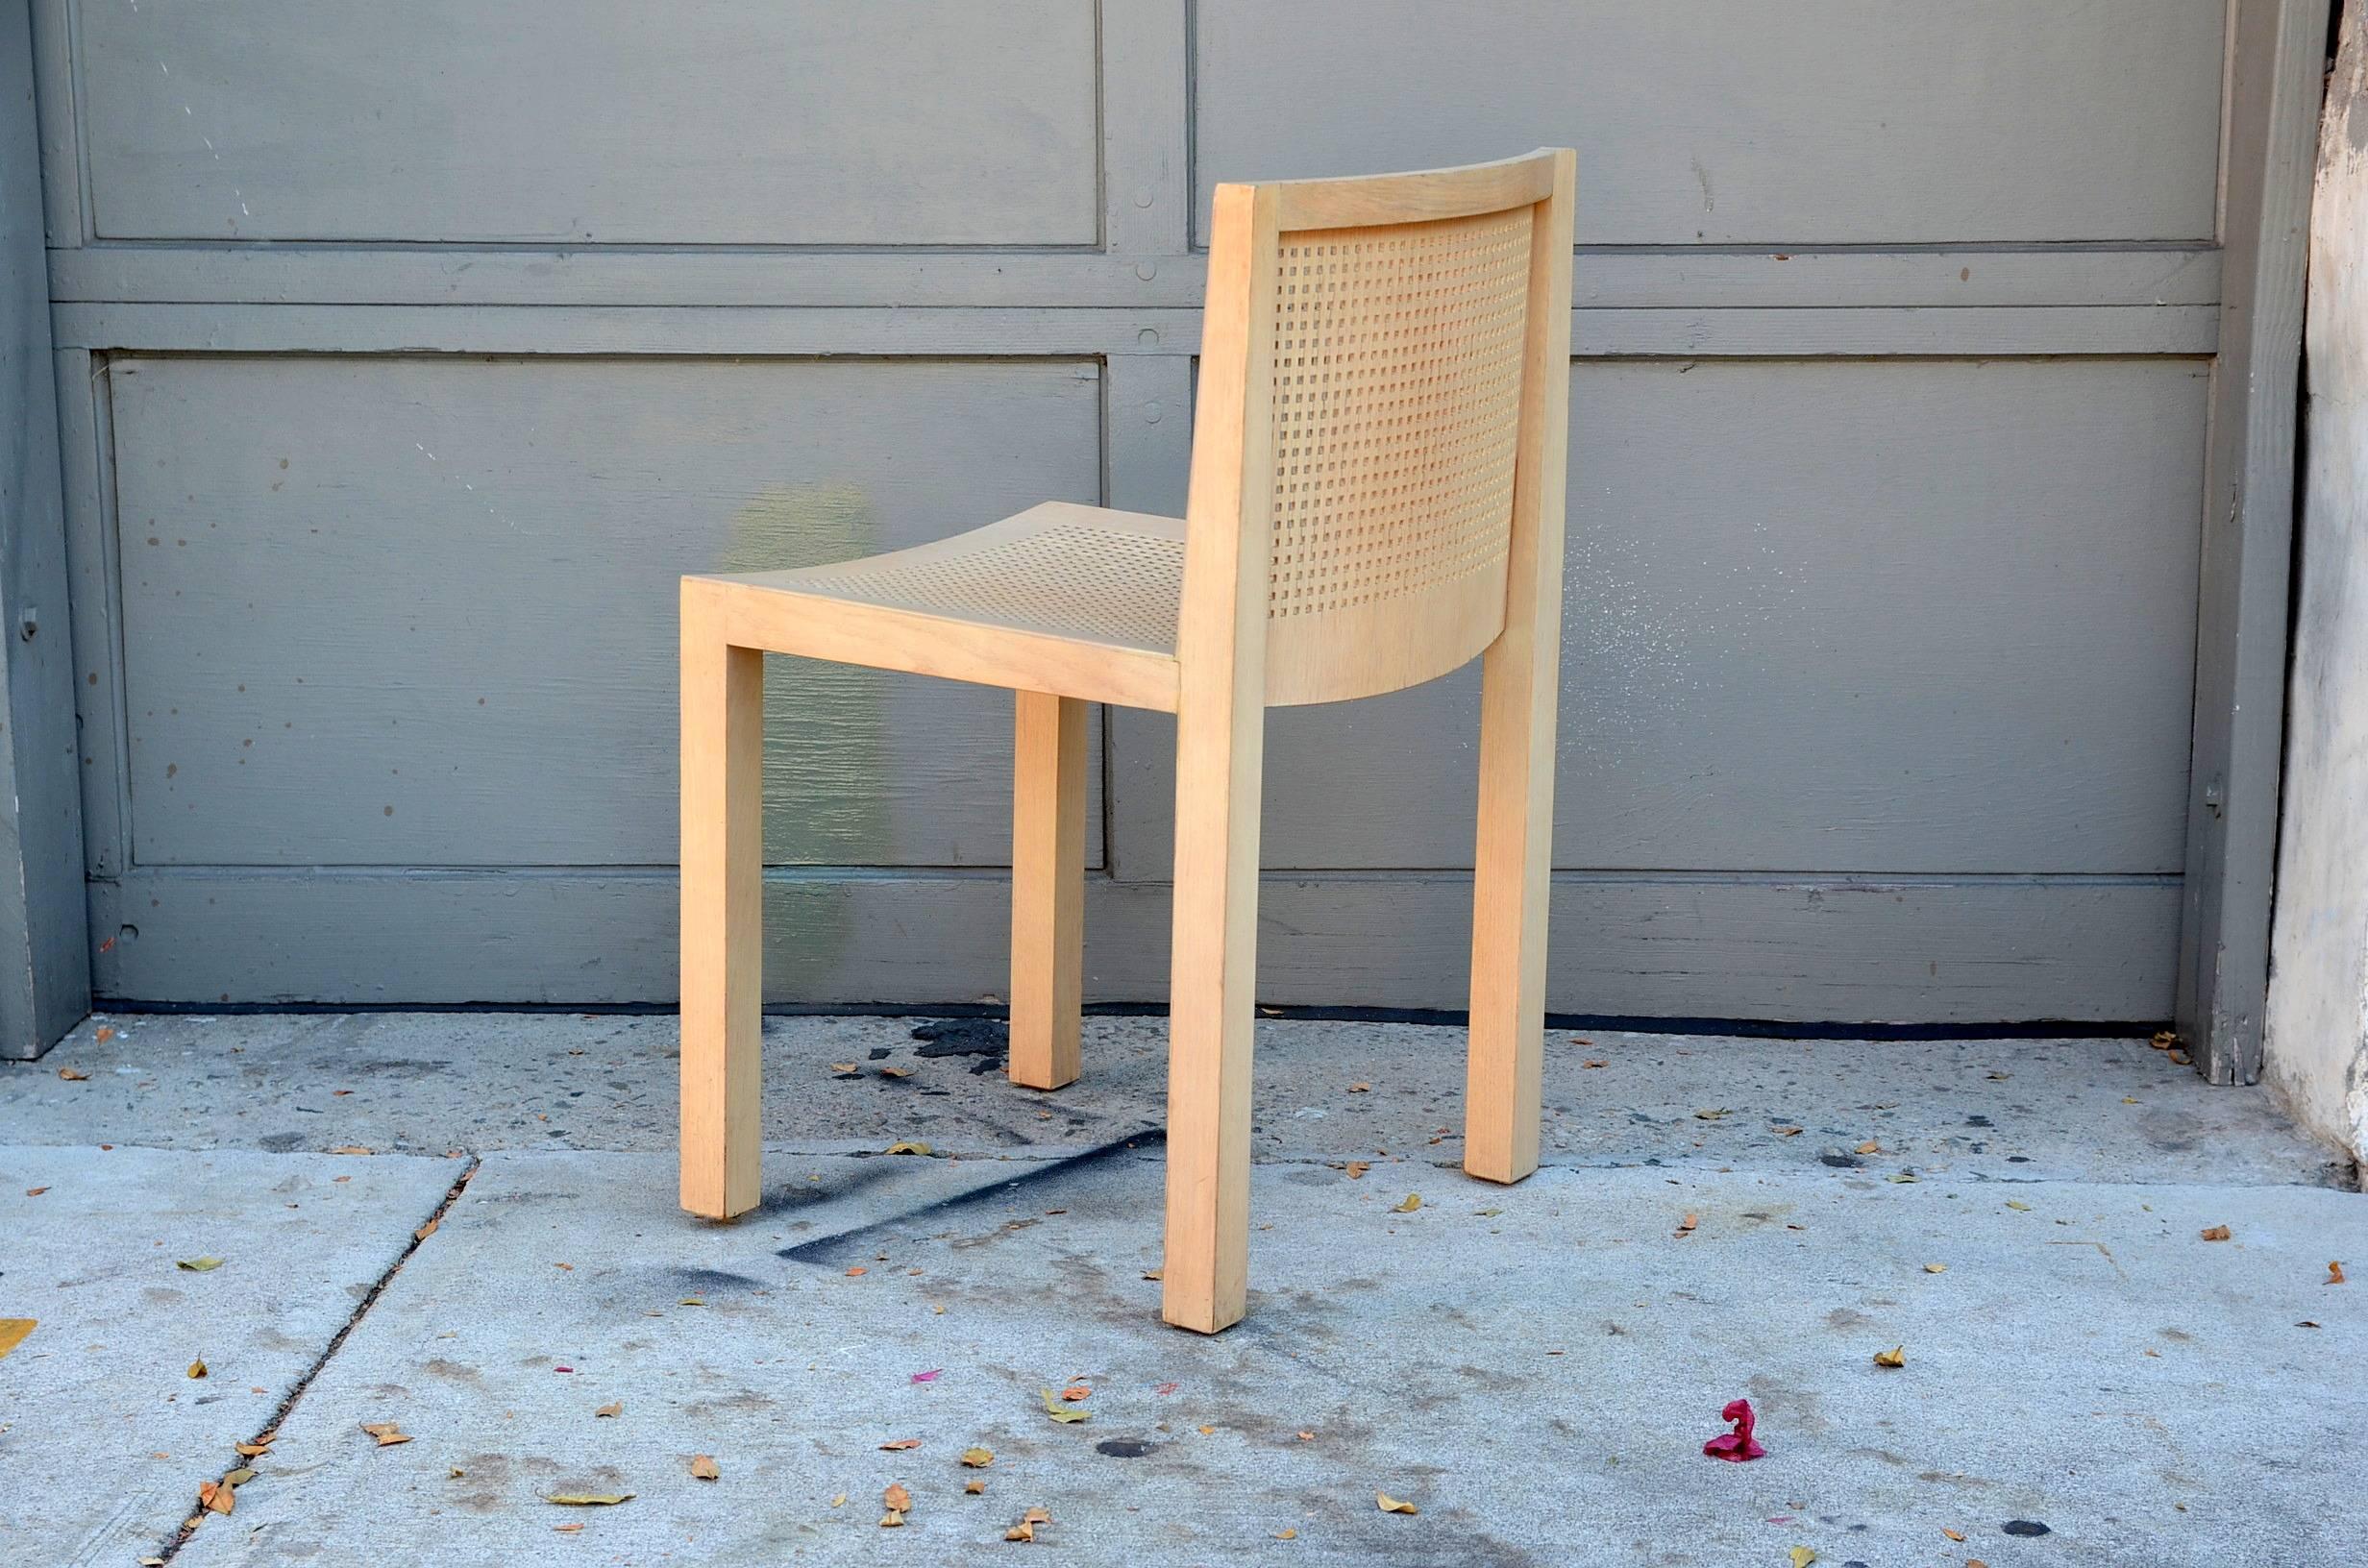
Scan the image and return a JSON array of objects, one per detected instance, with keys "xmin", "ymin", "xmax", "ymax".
[
  {"xmin": 1702, "ymin": 1397, "xmax": 1766, "ymax": 1461},
  {"xmin": 910, "ymin": 1369, "xmax": 942, "ymax": 1384}
]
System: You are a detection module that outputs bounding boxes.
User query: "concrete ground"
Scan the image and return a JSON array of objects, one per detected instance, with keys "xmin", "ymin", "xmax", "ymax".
[{"xmin": 1, "ymin": 1013, "xmax": 2360, "ymax": 1567}]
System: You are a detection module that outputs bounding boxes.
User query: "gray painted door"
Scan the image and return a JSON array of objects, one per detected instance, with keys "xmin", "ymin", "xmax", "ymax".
[{"xmin": 34, "ymin": 1, "xmax": 2232, "ymax": 1020}]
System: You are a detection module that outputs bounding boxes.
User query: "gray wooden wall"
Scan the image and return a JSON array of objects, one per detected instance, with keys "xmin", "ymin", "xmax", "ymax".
[{"xmin": 31, "ymin": 1, "xmax": 2237, "ymax": 1018}]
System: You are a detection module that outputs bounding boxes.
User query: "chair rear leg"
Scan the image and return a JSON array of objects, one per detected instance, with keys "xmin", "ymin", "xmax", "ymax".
[
  {"xmin": 1465, "ymin": 625, "xmax": 1557, "ymax": 1186},
  {"xmin": 679, "ymin": 598, "xmax": 765, "ymax": 1219},
  {"xmin": 1010, "ymin": 691, "xmax": 1086, "ymax": 1090},
  {"xmin": 1162, "ymin": 693, "xmax": 1263, "ymax": 1334}
]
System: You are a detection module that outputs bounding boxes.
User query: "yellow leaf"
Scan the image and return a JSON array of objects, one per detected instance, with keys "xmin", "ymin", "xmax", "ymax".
[
  {"xmin": 1873, "ymin": 1345, "xmax": 1906, "ymax": 1368},
  {"xmin": 1274, "ymin": 1527, "xmax": 1298, "ymax": 1540},
  {"xmin": 594, "ymin": 1402, "xmax": 622, "ymax": 1418},
  {"xmin": 830, "ymin": 1493, "xmax": 847, "ymax": 1507},
  {"xmin": 330, "ymin": 1146, "xmax": 373, "ymax": 1156},
  {"xmin": 2004, "ymin": 1200, "xmax": 2032, "ymax": 1212},
  {"xmin": 1924, "ymin": 1263, "xmax": 1947, "ymax": 1274},
  {"xmin": 187, "ymin": 1358, "xmax": 209, "ymax": 1379},
  {"xmin": 177, "ymin": 1257, "xmax": 226, "ymax": 1272},
  {"xmin": 547, "ymin": 1493, "xmax": 633, "ymax": 1507},
  {"xmin": 1693, "ymin": 1109, "xmax": 1732, "ymax": 1120},
  {"xmin": 1039, "ymin": 1387, "xmax": 1091, "ymax": 1423},
  {"xmin": 960, "ymin": 1446, "xmax": 995, "ymax": 1468},
  {"xmin": 1376, "ymin": 1492, "xmax": 1419, "ymax": 1515},
  {"xmin": 829, "ymin": 1062, "xmax": 861, "ymax": 1074},
  {"xmin": 0, "ymin": 1319, "xmax": 37, "ymax": 1360},
  {"xmin": 223, "ymin": 1467, "xmax": 257, "ymax": 1487},
  {"xmin": 884, "ymin": 1140, "xmax": 933, "ymax": 1157},
  {"xmin": 689, "ymin": 1455, "xmax": 719, "ymax": 1481},
  {"xmin": 1790, "ymin": 1549, "xmax": 1817, "ymax": 1568},
  {"xmin": 678, "ymin": 1296, "xmax": 704, "ymax": 1307},
  {"xmin": 1855, "ymin": 1140, "xmax": 1881, "ymax": 1155},
  {"xmin": 1393, "ymin": 1193, "xmax": 1422, "ymax": 1213}
]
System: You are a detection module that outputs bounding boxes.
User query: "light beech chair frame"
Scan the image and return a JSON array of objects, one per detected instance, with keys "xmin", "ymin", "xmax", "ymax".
[{"xmin": 679, "ymin": 149, "xmax": 1575, "ymax": 1334}]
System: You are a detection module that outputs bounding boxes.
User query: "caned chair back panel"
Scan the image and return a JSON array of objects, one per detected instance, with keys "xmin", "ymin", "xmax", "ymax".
[{"xmin": 1186, "ymin": 150, "xmax": 1573, "ymax": 708}]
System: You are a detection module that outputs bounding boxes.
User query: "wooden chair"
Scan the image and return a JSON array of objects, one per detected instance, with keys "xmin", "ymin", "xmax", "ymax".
[{"xmin": 679, "ymin": 149, "xmax": 1576, "ymax": 1334}]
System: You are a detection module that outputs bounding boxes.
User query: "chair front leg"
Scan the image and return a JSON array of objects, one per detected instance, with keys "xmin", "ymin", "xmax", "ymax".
[
  {"xmin": 1010, "ymin": 690, "xmax": 1087, "ymax": 1090},
  {"xmin": 679, "ymin": 593, "xmax": 765, "ymax": 1219},
  {"xmin": 1162, "ymin": 690, "xmax": 1264, "ymax": 1335}
]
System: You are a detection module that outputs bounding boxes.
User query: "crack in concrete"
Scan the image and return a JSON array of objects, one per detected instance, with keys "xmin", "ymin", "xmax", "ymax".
[{"xmin": 147, "ymin": 1156, "xmax": 482, "ymax": 1565}]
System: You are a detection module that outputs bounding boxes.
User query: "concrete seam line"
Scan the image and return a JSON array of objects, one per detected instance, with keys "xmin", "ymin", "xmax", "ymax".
[{"xmin": 147, "ymin": 1155, "xmax": 482, "ymax": 1565}]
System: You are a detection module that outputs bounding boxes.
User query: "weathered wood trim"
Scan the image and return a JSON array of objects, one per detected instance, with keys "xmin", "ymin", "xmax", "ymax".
[
  {"xmin": 89, "ymin": 866, "xmax": 2181, "ymax": 1022},
  {"xmin": 44, "ymin": 243, "xmax": 2221, "ymax": 311},
  {"xmin": 2177, "ymin": 0, "xmax": 2328, "ymax": 1083},
  {"xmin": 51, "ymin": 345, "xmax": 126, "ymax": 878},
  {"xmin": 1098, "ymin": 0, "xmax": 1190, "ymax": 257},
  {"xmin": 0, "ymin": 0, "xmax": 89, "ymax": 1057},
  {"xmin": 46, "ymin": 303, "xmax": 2217, "ymax": 358},
  {"xmin": 23, "ymin": 0, "xmax": 78, "ymax": 244}
]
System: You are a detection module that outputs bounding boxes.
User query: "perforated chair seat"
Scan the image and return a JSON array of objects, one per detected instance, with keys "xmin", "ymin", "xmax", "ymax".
[{"xmin": 687, "ymin": 502, "xmax": 1187, "ymax": 710}]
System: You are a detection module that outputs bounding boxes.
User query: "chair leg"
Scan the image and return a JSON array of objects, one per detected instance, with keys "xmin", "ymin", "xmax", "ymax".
[
  {"xmin": 679, "ymin": 600, "xmax": 765, "ymax": 1220},
  {"xmin": 1465, "ymin": 622, "xmax": 1558, "ymax": 1186},
  {"xmin": 1010, "ymin": 691, "xmax": 1086, "ymax": 1090},
  {"xmin": 1162, "ymin": 690, "xmax": 1264, "ymax": 1335}
]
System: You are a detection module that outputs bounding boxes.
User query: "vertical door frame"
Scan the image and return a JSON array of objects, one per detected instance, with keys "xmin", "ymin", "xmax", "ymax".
[
  {"xmin": 0, "ymin": 0, "xmax": 90, "ymax": 1058},
  {"xmin": 2180, "ymin": 0, "xmax": 2330, "ymax": 1083}
]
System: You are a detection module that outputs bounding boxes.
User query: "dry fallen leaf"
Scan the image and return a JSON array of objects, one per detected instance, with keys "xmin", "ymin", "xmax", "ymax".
[
  {"xmin": 2151, "ymin": 1030, "xmax": 2177, "ymax": 1050},
  {"xmin": 24, "ymin": 1186, "xmax": 49, "ymax": 1197},
  {"xmin": 689, "ymin": 1455, "xmax": 719, "ymax": 1481},
  {"xmin": 548, "ymin": 1493, "xmax": 632, "ymax": 1507},
  {"xmin": 197, "ymin": 1479, "xmax": 233, "ymax": 1516},
  {"xmin": 1924, "ymin": 1262, "xmax": 1947, "ymax": 1274},
  {"xmin": 329, "ymin": 1145, "xmax": 373, "ymax": 1156},
  {"xmin": 830, "ymin": 1493, "xmax": 847, "ymax": 1507},
  {"xmin": 880, "ymin": 1482, "xmax": 912, "ymax": 1528},
  {"xmin": 594, "ymin": 1402, "xmax": 622, "ymax": 1418},
  {"xmin": 1582, "ymin": 1059, "xmax": 1609, "ymax": 1069},
  {"xmin": 1772, "ymin": 1125, "xmax": 1804, "ymax": 1137},
  {"xmin": 1005, "ymin": 1520, "xmax": 1036, "ymax": 1542},
  {"xmin": 1393, "ymin": 1193, "xmax": 1422, "ymax": 1213},
  {"xmin": 1873, "ymin": 1346, "xmax": 1906, "ymax": 1368},
  {"xmin": 1039, "ymin": 1387, "xmax": 1090, "ymax": 1423},
  {"xmin": 1022, "ymin": 1507, "xmax": 1050, "ymax": 1524},
  {"xmin": 57, "ymin": 1066, "xmax": 88, "ymax": 1081},
  {"xmin": 879, "ymin": 1437, "xmax": 922, "ymax": 1451},
  {"xmin": 2327, "ymin": 1261, "xmax": 2346, "ymax": 1285},
  {"xmin": 552, "ymin": 1523, "xmax": 583, "ymax": 1534},
  {"xmin": 829, "ymin": 1062, "xmax": 861, "ymax": 1075},
  {"xmin": 1855, "ymin": 1140, "xmax": 1881, "ymax": 1155},
  {"xmin": 177, "ymin": 1256, "xmax": 226, "ymax": 1272},
  {"xmin": 234, "ymin": 1439, "xmax": 273, "ymax": 1458},
  {"xmin": 96, "ymin": 1025, "xmax": 116, "ymax": 1043},
  {"xmin": 223, "ymin": 1468, "xmax": 257, "ymax": 1488},
  {"xmin": 359, "ymin": 1422, "xmax": 412, "ymax": 1447},
  {"xmin": 1061, "ymin": 1383, "xmax": 1092, "ymax": 1402},
  {"xmin": 1693, "ymin": 1109, "xmax": 1732, "ymax": 1121},
  {"xmin": 1942, "ymin": 1528, "xmax": 1966, "ymax": 1541},
  {"xmin": 1789, "ymin": 1548, "xmax": 1817, "ymax": 1568},
  {"xmin": 412, "ymin": 1216, "xmax": 439, "ymax": 1241},
  {"xmin": 961, "ymin": 1446, "xmax": 995, "ymax": 1468},
  {"xmin": 965, "ymin": 1478, "xmax": 987, "ymax": 1494},
  {"xmin": 1141, "ymin": 1268, "xmax": 1162, "ymax": 1281},
  {"xmin": 846, "ymin": 1266, "xmax": 867, "ymax": 1277},
  {"xmin": 2004, "ymin": 1200, "xmax": 2032, "ymax": 1212},
  {"xmin": 879, "ymin": 1066, "xmax": 913, "ymax": 1078},
  {"xmin": 1887, "ymin": 1172, "xmax": 1918, "ymax": 1185},
  {"xmin": 1344, "ymin": 1161, "xmax": 1369, "ymax": 1179},
  {"xmin": 884, "ymin": 1140, "xmax": 933, "ymax": 1157},
  {"xmin": 187, "ymin": 1358, "xmax": 209, "ymax": 1379},
  {"xmin": 1376, "ymin": 1492, "xmax": 1419, "ymax": 1515},
  {"xmin": 1676, "ymin": 1213, "xmax": 1699, "ymax": 1235},
  {"xmin": 1347, "ymin": 1083, "xmax": 1370, "ymax": 1093},
  {"xmin": 2200, "ymin": 1224, "xmax": 2232, "ymax": 1242},
  {"xmin": 1274, "ymin": 1527, "xmax": 1298, "ymax": 1539}
]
